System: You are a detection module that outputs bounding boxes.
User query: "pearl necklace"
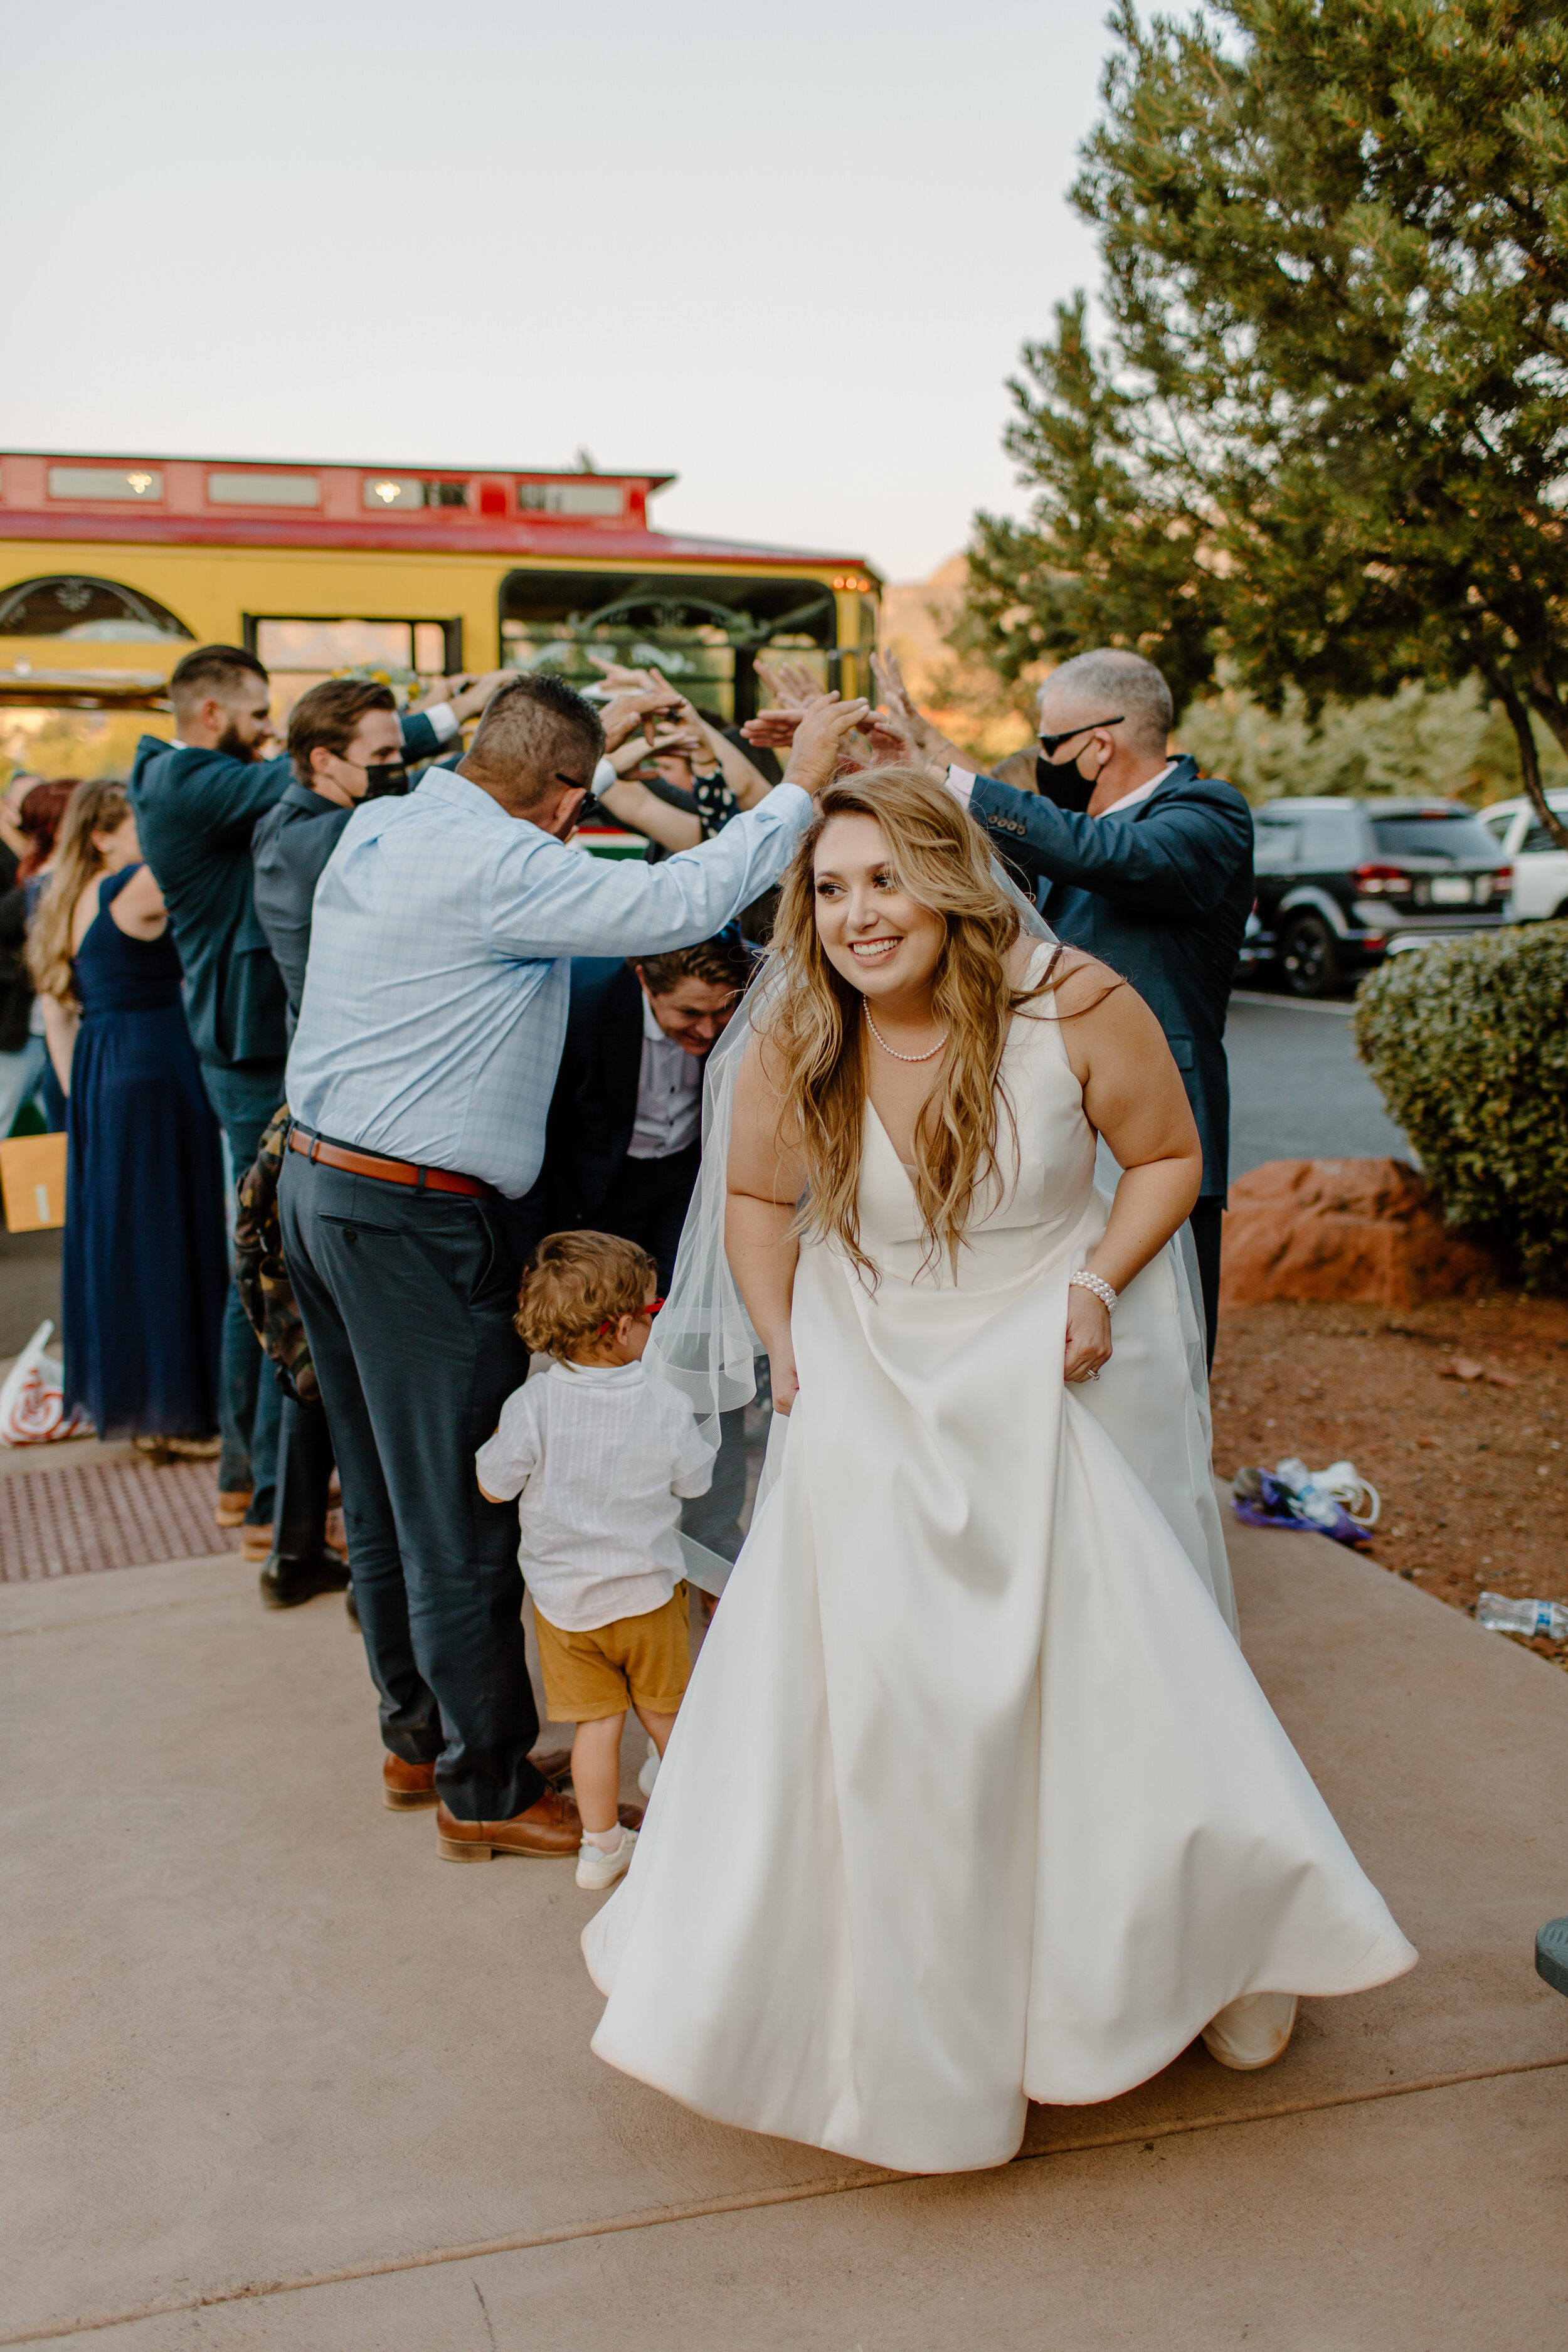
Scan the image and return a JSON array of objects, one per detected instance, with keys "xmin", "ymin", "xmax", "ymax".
[{"xmin": 864, "ymin": 1005, "xmax": 947, "ymax": 1063}]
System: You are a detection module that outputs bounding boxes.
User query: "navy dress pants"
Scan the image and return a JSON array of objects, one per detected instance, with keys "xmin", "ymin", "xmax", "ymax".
[
  {"xmin": 278, "ymin": 1149, "xmax": 544, "ymax": 1823},
  {"xmin": 272, "ymin": 1390, "xmax": 336, "ymax": 1564},
  {"xmin": 201, "ymin": 1059, "xmax": 287, "ymax": 1523}
]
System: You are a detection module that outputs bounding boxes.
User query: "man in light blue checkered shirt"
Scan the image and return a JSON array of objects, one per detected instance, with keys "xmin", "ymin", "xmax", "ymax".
[{"xmin": 278, "ymin": 671, "xmax": 869, "ymax": 1858}]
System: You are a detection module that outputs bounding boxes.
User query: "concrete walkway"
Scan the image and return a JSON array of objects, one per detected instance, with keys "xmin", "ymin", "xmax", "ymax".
[{"xmin": 3, "ymin": 1519, "xmax": 1565, "ymax": 2348}]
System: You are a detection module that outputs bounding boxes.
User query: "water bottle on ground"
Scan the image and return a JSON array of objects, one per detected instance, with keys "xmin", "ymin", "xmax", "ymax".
[{"xmin": 1476, "ymin": 1592, "xmax": 1568, "ymax": 1641}]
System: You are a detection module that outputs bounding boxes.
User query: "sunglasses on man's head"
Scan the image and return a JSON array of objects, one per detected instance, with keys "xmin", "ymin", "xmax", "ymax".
[
  {"xmin": 1037, "ymin": 716, "xmax": 1125, "ymax": 758},
  {"xmin": 595, "ymin": 1296, "xmax": 665, "ymax": 1337}
]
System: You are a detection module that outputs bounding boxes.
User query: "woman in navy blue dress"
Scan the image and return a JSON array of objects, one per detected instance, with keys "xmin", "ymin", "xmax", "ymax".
[{"xmin": 27, "ymin": 781, "xmax": 227, "ymax": 1439}]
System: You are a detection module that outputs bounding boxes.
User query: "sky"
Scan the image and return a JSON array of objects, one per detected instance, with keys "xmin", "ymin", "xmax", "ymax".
[{"xmin": 1, "ymin": 0, "xmax": 1116, "ymax": 584}]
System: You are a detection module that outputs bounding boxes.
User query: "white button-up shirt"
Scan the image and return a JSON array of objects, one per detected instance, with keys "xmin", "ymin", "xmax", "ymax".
[
  {"xmin": 475, "ymin": 1357, "xmax": 712, "ymax": 1631},
  {"xmin": 627, "ymin": 990, "xmax": 704, "ymax": 1161},
  {"xmin": 287, "ymin": 768, "xmax": 810, "ymax": 1197}
]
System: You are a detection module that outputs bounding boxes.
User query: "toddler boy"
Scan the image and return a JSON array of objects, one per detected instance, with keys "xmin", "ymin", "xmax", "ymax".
[{"xmin": 477, "ymin": 1231, "xmax": 711, "ymax": 1890}]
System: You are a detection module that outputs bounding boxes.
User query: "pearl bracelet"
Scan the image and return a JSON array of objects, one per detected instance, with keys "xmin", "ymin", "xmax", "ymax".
[{"xmin": 1069, "ymin": 1269, "xmax": 1118, "ymax": 1315}]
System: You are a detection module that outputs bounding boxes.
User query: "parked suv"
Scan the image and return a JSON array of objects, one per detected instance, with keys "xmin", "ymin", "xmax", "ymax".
[
  {"xmin": 1479, "ymin": 790, "xmax": 1568, "ymax": 924},
  {"xmin": 1250, "ymin": 797, "xmax": 1513, "ymax": 997}
]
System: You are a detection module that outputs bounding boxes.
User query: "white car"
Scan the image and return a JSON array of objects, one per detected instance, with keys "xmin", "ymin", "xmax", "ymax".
[{"xmin": 1481, "ymin": 790, "xmax": 1568, "ymax": 922}]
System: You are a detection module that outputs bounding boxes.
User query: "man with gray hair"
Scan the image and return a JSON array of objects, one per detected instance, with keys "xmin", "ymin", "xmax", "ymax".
[
  {"xmin": 882, "ymin": 646, "xmax": 1253, "ymax": 1369},
  {"xmin": 279, "ymin": 670, "xmax": 869, "ymax": 1863}
]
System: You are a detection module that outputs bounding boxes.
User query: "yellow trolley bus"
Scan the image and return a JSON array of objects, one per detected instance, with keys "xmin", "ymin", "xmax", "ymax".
[{"xmin": 0, "ymin": 451, "xmax": 881, "ymax": 778}]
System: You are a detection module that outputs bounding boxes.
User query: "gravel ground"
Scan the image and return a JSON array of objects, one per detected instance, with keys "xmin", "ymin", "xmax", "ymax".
[{"xmin": 1210, "ymin": 1292, "xmax": 1568, "ymax": 1664}]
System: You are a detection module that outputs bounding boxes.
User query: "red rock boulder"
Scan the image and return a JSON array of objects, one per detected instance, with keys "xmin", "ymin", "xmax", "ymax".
[{"xmin": 1219, "ymin": 1158, "xmax": 1496, "ymax": 1310}]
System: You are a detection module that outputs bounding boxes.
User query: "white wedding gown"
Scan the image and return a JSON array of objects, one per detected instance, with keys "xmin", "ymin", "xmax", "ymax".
[{"xmin": 583, "ymin": 964, "xmax": 1416, "ymax": 2173}]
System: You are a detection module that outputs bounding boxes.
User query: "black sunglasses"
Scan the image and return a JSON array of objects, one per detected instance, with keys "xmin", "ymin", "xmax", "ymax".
[
  {"xmin": 554, "ymin": 771, "xmax": 593, "ymax": 792},
  {"xmin": 1037, "ymin": 716, "xmax": 1125, "ymax": 758}
]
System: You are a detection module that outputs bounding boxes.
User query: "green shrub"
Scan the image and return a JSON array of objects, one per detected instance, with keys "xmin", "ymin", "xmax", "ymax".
[{"xmin": 1353, "ymin": 927, "xmax": 1568, "ymax": 1291}]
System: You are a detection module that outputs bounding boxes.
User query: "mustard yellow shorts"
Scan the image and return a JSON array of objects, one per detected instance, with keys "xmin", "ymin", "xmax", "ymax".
[{"xmin": 534, "ymin": 1586, "xmax": 691, "ymax": 1724}]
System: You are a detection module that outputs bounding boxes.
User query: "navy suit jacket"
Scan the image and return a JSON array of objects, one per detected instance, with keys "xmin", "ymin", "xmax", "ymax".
[
  {"xmin": 518, "ymin": 959, "xmax": 647, "ymax": 1252},
  {"xmin": 130, "ymin": 708, "xmax": 450, "ymax": 1072},
  {"xmin": 968, "ymin": 755, "xmax": 1254, "ymax": 1199}
]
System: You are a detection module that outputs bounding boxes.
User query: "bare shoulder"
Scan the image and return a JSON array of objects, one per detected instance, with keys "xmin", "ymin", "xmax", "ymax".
[
  {"xmin": 736, "ymin": 1022, "xmax": 789, "ymax": 1107},
  {"xmin": 107, "ymin": 862, "xmax": 167, "ymax": 936},
  {"xmin": 1041, "ymin": 946, "xmax": 1125, "ymax": 1018},
  {"xmin": 1042, "ymin": 948, "xmax": 1174, "ymax": 1088}
]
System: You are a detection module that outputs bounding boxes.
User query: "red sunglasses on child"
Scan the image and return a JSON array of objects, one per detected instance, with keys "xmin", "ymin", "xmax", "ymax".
[{"xmin": 595, "ymin": 1295, "xmax": 665, "ymax": 1336}]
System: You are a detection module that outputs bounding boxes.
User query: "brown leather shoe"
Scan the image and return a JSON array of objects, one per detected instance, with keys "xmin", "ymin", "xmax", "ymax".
[
  {"xmin": 436, "ymin": 1788, "xmax": 581, "ymax": 1862},
  {"xmin": 215, "ymin": 1486, "xmax": 253, "ymax": 1528},
  {"xmin": 240, "ymin": 1523, "xmax": 273, "ymax": 1562},
  {"xmin": 529, "ymin": 1747, "xmax": 573, "ymax": 1789},
  {"xmin": 383, "ymin": 1754, "xmax": 438, "ymax": 1811}
]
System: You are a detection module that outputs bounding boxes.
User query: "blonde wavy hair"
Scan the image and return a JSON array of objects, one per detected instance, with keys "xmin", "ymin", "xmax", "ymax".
[
  {"xmin": 25, "ymin": 779, "xmax": 132, "ymax": 1007},
  {"xmin": 764, "ymin": 765, "xmax": 1064, "ymax": 1277}
]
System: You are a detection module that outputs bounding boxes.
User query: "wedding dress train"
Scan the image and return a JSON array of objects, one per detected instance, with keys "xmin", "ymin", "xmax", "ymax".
[{"xmin": 583, "ymin": 963, "xmax": 1416, "ymax": 2173}]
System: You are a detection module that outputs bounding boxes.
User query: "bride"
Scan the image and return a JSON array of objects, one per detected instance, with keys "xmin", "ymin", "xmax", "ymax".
[{"xmin": 583, "ymin": 763, "xmax": 1414, "ymax": 2175}]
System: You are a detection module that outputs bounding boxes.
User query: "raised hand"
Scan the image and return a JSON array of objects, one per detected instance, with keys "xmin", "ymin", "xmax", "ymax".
[
  {"xmin": 741, "ymin": 708, "xmax": 802, "ymax": 750},
  {"xmin": 871, "ymin": 652, "xmax": 942, "ymax": 756},
  {"xmin": 647, "ymin": 723, "xmax": 707, "ymax": 759},
  {"xmin": 447, "ymin": 670, "xmax": 514, "ymax": 724},
  {"xmin": 586, "ymin": 655, "xmax": 662, "ymax": 696},
  {"xmin": 601, "ymin": 687, "xmax": 684, "ymax": 754},
  {"xmin": 756, "ymin": 655, "xmax": 827, "ymax": 711},
  {"xmin": 781, "ymin": 694, "xmax": 874, "ymax": 796}
]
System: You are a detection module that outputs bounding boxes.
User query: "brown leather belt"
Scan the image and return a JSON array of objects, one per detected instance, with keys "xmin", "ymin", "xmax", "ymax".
[{"xmin": 287, "ymin": 1125, "xmax": 499, "ymax": 1201}]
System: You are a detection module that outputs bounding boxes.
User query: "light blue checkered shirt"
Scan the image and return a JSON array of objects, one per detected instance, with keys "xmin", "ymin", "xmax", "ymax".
[{"xmin": 286, "ymin": 767, "xmax": 812, "ymax": 1198}]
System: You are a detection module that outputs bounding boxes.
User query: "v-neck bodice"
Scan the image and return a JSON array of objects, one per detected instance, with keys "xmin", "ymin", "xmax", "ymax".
[{"xmin": 854, "ymin": 956, "xmax": 1094, "ymax": 1290}]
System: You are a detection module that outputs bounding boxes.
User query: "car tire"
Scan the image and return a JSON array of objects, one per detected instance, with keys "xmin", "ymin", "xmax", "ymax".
[{"xmin": 1279, "ymin": 913, "xmax": 1343, "ymax": 997}]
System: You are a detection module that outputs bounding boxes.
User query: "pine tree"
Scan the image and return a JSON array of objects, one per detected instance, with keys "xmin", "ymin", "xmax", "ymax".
[{"xmin": 966, "ymin": 1, "xmax": 1568, "ymax": 844}]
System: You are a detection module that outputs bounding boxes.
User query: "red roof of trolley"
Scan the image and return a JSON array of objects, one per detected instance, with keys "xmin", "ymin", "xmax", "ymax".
[{"xmin": 0, "ymin": 451, "xmax": 880, "ymax": 581}]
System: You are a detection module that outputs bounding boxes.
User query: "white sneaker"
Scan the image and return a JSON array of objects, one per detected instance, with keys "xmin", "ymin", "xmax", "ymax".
[
  {"xmin": 1201, "ymin": 1991, "xmax": 1299, "ymax": 2070},
  {"xmin": 575, "ymin": 1828, "xmax": 636, "ymax": 1892},
  {"xmin": 637, "ymin": 1739, "xmax": 660, "ymax": 1799}
]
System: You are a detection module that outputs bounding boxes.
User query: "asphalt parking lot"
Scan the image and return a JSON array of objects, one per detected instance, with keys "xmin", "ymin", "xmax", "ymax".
[{"xmin": 1226, "ymin": 987, "xmax": 1409, "ymax": 1183}]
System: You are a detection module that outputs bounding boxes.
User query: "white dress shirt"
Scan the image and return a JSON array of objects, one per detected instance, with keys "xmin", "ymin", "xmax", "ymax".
[
  {"xmin": 286, "ymin": 768, "xmax": 810, "ymax": 1198},
  {"xmin": 627, "ymin": 991, "xmax": 703, "ymax": 1161},
  {"xmin": 475, "ymin": 1357, "xmax": 712, "ymax": 1631}
]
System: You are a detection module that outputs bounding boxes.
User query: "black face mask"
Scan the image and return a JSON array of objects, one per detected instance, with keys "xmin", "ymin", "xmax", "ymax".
[
  {"xmin": 363, "ymin": 760, "xmax": 410, "ymax": 800},
  {"xmin": 1035, "ymin": 751, "xmax": 1095, "ymax": 813}
]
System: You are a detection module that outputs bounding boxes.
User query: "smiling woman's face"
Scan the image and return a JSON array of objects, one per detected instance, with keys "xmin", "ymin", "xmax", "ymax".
[{"xmin": 812, "ymin": 813, "xmax": 946, "ymax": 1000}]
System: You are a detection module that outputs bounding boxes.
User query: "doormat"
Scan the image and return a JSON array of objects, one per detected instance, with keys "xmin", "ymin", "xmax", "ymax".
[{"xmin": 0, "ymin": 1459, "xmax": 241, "ymax": 1581}]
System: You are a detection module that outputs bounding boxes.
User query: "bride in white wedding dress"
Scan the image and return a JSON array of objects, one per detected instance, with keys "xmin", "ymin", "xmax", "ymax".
[{"xmin": 583, "ymin": 763, "xmax": 1415, "ymax": 2176}]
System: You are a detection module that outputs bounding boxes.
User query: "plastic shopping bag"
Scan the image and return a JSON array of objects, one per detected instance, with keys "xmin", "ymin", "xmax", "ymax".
[{"xmin": 0, "ymin": 1320, "xmax": 89, "ymax": 1444}]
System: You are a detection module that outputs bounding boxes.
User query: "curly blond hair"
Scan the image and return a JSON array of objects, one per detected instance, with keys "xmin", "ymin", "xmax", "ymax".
[{"xmin": 516, "ymin": 1231, "xmax": 655, "ymax": 1358}]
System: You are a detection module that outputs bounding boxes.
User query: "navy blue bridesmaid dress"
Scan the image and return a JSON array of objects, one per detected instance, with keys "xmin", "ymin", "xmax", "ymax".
[{"xmin": 62, "ymin": 864, "xmax": 228, "ymax": 1438}]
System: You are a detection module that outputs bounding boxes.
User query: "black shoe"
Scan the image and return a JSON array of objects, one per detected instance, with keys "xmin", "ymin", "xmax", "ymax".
[
  {"xmin": 259, "ymin": 1549, "xmax": 351, "ymax": 1609},
  {"xmin": 344, "ymin": 1581, "xmax": 359, "ymax": 1626}
]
